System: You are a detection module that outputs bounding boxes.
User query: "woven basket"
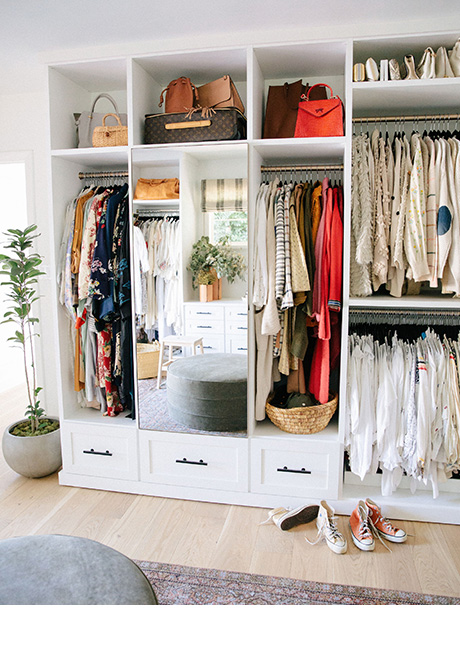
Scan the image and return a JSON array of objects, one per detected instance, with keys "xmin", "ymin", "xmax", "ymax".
[
  {"xmin": 136, "ymin": 343, "xmax": 160, "ymax": 380},
  {"xmin": 92, "ymin": 113, "xmax": 128, "ymax": 147},
  {"xmin": 265, "ymin": 393, "xmax": 338, "ymax": 435}
]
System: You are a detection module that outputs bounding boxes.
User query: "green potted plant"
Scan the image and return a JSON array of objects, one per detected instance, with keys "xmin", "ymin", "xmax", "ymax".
[
  {"xmin": 187, "ymin": 235, "xmax": 246, "ymax": 302},
  {"xmin": 0, "ymin": 225, "xmax": 61, "ymax": 478}
]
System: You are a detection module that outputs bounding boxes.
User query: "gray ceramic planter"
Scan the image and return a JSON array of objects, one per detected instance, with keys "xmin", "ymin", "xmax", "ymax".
[{"xmin": 2, "ymin": 419, "xmax": 62, "ymax": 478}]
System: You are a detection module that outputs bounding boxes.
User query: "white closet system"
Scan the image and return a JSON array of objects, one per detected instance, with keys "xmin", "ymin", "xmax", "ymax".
[{"xmin": 47, "ymin": 30, "xmax": 460, "ymax": 524}]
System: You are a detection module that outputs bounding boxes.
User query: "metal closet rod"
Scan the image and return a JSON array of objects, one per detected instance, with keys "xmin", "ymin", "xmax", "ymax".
[
  {"xmin": 78, "ymin": 170, "xmax": 128, "ymax": 180},
  {"xmin": 349, "ymin": 307, "xmax": 460, "ymax": 315},
  {"xmin": 260, "ymin": 164, "xmax": 343, "ymax": 172},
  {"xmin": 352, "ymin": 113, "xmax": 459, "ymax": 124}
]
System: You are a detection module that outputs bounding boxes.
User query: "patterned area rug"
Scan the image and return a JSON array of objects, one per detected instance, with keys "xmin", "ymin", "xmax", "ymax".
[{"xmin": 136, "ymin": 560, "xmax": 460, "ymax": 605}]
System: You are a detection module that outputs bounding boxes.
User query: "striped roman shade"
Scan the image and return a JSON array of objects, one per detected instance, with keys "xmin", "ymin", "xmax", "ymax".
[{"xmin": 201, "ymin": 178, "xmax": 247, "ymax": 212}]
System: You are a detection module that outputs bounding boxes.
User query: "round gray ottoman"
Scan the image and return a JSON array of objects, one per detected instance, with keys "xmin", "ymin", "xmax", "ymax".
[
  {"xmin": 0, "ymin": 535, "xmax": 157, "ymax": 605},
  {"xmin": 167, "ymin": 353, "xmax": 247, "ymax": 431}
]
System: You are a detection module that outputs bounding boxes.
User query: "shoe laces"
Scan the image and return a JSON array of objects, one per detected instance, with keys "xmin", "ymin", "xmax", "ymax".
[
  {"xmin": 367, "ymin": 514, "xmax": 392, "ymax": 553},
  {"xmin": 306, "ymin": 513, "xmax": 342, "ymax": 546},
  {"xmin": 259, "ymin": 507, "xmax": 286, "ymax": 526}
]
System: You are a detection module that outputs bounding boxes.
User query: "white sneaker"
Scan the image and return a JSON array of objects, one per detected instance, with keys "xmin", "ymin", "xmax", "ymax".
[
  {"xmin": 306, "ymin": 500, "xmax": 347, "ymax": 554},
  {"xmin": 260, "ymin": 504, "xmax": 319, "ymax": 531}
]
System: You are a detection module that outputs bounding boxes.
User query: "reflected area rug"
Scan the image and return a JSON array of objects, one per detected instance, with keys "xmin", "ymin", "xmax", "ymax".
[{"xmin": 136, "ymin": 560, "xmax": 460, "ymax": 605}]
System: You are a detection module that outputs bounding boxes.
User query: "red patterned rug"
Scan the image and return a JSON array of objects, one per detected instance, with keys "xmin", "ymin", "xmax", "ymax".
[{"xmin": 136, "ymin": 560, "xmax": 459, "ymax": 605}]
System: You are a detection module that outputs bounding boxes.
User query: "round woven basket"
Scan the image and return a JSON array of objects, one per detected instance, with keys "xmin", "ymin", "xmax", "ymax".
[{"xmin": 265, "ymin": 393, "xmax": 338, "ymax": 435}]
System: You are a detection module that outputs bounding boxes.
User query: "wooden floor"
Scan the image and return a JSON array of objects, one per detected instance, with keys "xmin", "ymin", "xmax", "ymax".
[{"xmin": 1, "ymin": 384, "xmax": 460, "ymax": 599}]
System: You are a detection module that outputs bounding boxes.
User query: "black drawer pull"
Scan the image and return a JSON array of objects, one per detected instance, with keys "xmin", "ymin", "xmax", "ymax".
[
  {"xmin": 83, "ymin": 449, "xmax": 113, "ymax": 457},
  {"xmin": 176, "ymin": 458, "xmax": 208, "ymax": 466},
  {"xmin": 277, "ymin": 466, "xmax": 311, "ymax": 474},
  {"xmin": 196, "ymin": 311, "xmax": 212, "ymax": 315},
  {"xmin": 197, "ymin": 325, "xmax": 212, "ymax": 328},
  {"xmin": 237, "ymin": 326, "xmax": 247, "ymax": 330},
  {"xmin": 237, "ymin": 347, "xmax": 247, "ymax": 351}
]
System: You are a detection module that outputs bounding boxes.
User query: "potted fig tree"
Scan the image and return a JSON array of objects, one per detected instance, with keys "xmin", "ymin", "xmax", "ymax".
[{"xmin": 0, "ymin": 225, "xmax": 61, "ymax": 478}]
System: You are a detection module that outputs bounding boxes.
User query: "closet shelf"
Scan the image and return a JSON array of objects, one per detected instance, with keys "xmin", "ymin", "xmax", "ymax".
[
  {"xmin": 133, "ymin": 199, "xmax": 180, "ymax": 208},
  {"xmin": 348, "ymin": 295, "xmax": 460, "ymax": 310},
  {"xmin": 252, "ymin": 138, "xmax": 345, "ymax": 164},
  {"xmin": 352, "ymin": 77, "xmax": 460, "ymax": 117},
  {"xmin": 51, "ymin": 147, "xmax": 129, "ymax": 167}
]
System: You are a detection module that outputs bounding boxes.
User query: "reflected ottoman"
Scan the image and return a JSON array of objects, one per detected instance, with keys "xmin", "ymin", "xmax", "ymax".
[{"xmin": 166, "ymin": 353, "xmax": 247, "ymax": 431}]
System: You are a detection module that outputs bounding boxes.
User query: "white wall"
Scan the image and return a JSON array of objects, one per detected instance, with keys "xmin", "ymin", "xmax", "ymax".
[{"xmin": 0, "ymin": 90, "xmax": 58, "ymax": 415}]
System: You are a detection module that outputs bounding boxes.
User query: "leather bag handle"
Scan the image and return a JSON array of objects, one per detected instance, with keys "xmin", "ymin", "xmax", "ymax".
[
  {"xmin": 89, "ymin": 93, "xmax": 120, "ymax": 118},
  {"xmin": 305, "ymin": 83, "xmax": 334, "ymax": 100}
]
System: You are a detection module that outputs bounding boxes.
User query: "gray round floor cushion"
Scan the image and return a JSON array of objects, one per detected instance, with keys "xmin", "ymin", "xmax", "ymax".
[
  {"xmin": 167, "ymin": 353, "xmax": 247, "ymax": 431},
  {"xmin": 0, "ymin": 535, "xmax": 157, "ymax": 605}
]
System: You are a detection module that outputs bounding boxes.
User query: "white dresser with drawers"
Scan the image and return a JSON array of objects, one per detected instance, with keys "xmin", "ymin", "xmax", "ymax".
[{"xmin": 183, "ymin": 299, "xmax": 248, "ymax": 355}]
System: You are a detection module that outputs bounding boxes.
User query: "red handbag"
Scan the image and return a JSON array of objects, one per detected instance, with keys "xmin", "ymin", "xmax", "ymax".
[{"xmin": 294, "ymin": 84, "xmax": 344, "ymax": 138}]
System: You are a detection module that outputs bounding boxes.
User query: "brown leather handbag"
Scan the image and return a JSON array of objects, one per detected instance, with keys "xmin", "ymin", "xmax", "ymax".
[
  {"xmin": 263, "ymin": 80, "xmax": 327, "ymax": 139},
  {"xmin": 133, "ymin": 178, "xmax": 180, "ymax": 200},
  {"xmin": 158, "ymin": 77, "xmax": 199, "ymax": 113},
  {"xmin": 197, "ymin": 75, "xmax": 245, "ymax": 114}
]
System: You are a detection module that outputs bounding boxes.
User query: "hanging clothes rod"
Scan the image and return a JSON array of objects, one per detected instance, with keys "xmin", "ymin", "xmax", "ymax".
[
  {"xmin": 134, "ymin": 208, "xmax": 180, "ymax": 216},
  {"xmin": 352, "ymin": 113, "xmax": 459, "ymax": 124},
  {"xmin": 349, "ymin": 307, "xmax": 460, "ymax": 326},
  {"xmin": 260, "ymin": 164, "xmax": 343, "ymax": 172},
  {"xmin": 78, "ymin": 170, "xmax": 129, "ymax": 180}
]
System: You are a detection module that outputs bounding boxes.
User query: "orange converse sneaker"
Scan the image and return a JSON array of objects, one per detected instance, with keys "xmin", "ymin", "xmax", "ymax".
[
  {"xmin": 365, "ymin": 498, "xmax": 407, "ymax": 543},
  {"xmin": 349, "ymin": 501, "xmax": 375, "ymax": 551}
]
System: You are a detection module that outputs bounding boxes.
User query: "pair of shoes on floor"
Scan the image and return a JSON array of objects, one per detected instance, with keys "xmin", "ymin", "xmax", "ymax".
[
  {"xmin": 349, "ymin": 499, "xmax": 407, "ymax": 552},
  {"xmin": 260, "ymin": 501, "xmax": 348, "ymax": 554}
]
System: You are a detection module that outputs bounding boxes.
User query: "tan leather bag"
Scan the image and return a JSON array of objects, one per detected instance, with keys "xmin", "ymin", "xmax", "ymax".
[
  {"xmin": 134, "ymin": 178, "xmax": 180, "ymax": 200},
  {"xmin": 158, "ymin": 77, "xmax": 199, "ymax": 113},
  {"xmin": 197, "ymin": 75, "xmax": 245, "ymax": 114}
]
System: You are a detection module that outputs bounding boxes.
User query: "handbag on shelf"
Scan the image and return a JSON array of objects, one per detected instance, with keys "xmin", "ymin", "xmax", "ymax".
[
  {"xmin": 196, "ymin": 75, "xmax": 245, "ymax": 114},
  {"xmin": 133, "ymin": 177, "xmax": 180, "ymax": 200},
  {"xmin": 294, "ymin": 83, "xmax": 344, "ymax": 138},
  {"xmin": 74, "ymin": 93, "xmax": 127, "ymax": 148},
  {"xmin": 144, "ymin": 108, "xmax": 246, "ymax": 144},
  {"xmin": 262, "ymin": 80, "xmax": 327, "ymax": 139},
  {"xmin": 158, "ymin": 77, "xmax": 199, "ymax": 113},
  {"xmin": 92, "ymin": 113, "xmax": 128, "ymax": 147}
]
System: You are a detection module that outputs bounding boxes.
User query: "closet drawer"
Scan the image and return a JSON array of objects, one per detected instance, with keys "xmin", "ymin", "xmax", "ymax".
[
  {"xmin": 225, "ymin": 305, "xmax": 248, "ymax": 322},
  {"xmin": 61, "ymin": 422, "xmax": 138, "ymax": 481},
  {"xmin": 226, "ymin": 335, "xmax": 248, "ymax": 354},
  {"xmin": 227, "ymin": 321, "xmax": 248, "ymax": 335},
  {"xmin": 185, "ymin": 320, "xmax": 224, "ymax": 336},
  {"xmin": 250, "ymin": 438, "xmax": 341, "ymax": 499},
  {"xmin": 200, "ymin": 334, "xmax": 226, "ymax": 353},
  {"xmin": 184, "ymin": 304, "xmax": 224, "ymax": 322},
  {"xmin": 139, "ymin": 431, "xmax": 249, "ymax": 492}
]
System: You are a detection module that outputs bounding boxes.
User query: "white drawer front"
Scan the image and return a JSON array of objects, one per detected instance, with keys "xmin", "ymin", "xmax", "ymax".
[
  {"xmin": 184, "ymin": 304, "xmax": 224, "ymax": 322},
  {"xmin": 250, "ymin": 439, "xmax": 340, "ymax": 498},
  {"xmin": 225, "ymin": 305, "xmax": 248, "ymax": 322},
  {"xmin": 226, "ymin": 335, "xmax": 248, "ymax": 354},
  {"xmin": 227, "ymin": 321, "xmax": 248, "ymax": 335},
  {"xmin": 62, "ymin": 423, "xmax": 138, "ymax": 480},
  {"xmin": 185, "ymin": 320, "xmax": 224, "ymax": 336},
  {"xmin": 196, "ymin": 333, "xmax": 226, "ymax": 353},
  {"xmin": 140, "ymin": 432, "xmax": 248, "ymax": 492}
]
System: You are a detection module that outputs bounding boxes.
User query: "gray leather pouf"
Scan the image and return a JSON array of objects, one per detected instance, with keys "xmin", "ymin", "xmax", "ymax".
[
  {"xmin": 0, "ymin": 535, "xmax": 157, "ymax": 605},
  {"xmin": 167, "ymin": 353, "xmax": 247, "ymax": 431}
]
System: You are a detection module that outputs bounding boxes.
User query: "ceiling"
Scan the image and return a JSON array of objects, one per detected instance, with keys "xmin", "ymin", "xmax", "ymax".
[{"xmin": 1, "ymin": 0, "xmax": 459, "ymax": 94}]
